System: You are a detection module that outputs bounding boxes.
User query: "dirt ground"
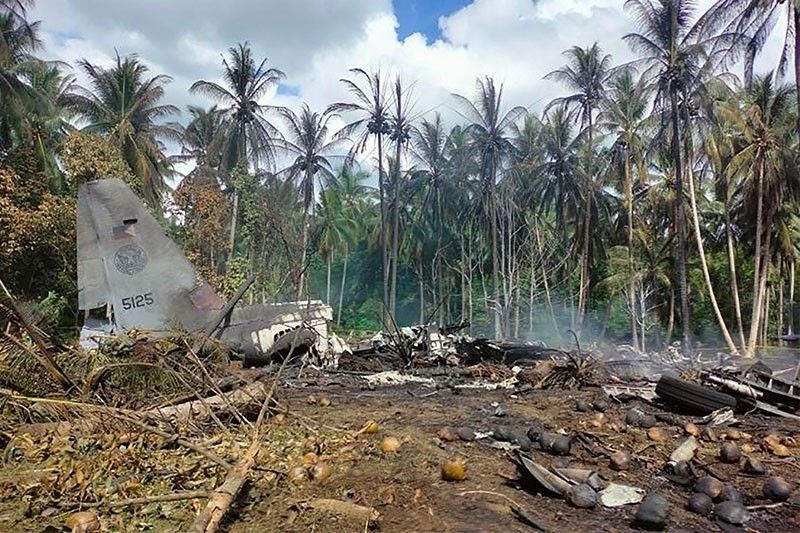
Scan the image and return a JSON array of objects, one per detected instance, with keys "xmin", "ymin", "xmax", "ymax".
[{"xmin": 1, "ymin": 371, "xmax": 799, "ymax": 532}]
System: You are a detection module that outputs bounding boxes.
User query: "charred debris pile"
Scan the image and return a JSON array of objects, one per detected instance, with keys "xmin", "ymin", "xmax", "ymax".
[{"xmin": 1, "ymin": 284, "xmax": 800, "ymax": 531}]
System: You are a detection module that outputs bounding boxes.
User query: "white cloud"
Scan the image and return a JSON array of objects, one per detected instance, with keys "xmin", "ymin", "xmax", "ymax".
[{"xmin": 27, "ymin": 0, "xmax": 791, "ymax": 175}]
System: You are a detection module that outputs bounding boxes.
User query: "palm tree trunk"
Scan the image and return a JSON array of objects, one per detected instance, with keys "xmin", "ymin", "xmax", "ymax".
[
  {"xmin": 625, "ymin": 152, "xmax": 639, "ymax": 350},
  {"xmin": 514, "ymin": 255, "xmax": 521, "ymax": 338},
  {"xmin": 725, "ymin": 186, "xmax": 747, "ymax": 351},
  {"xmin": 489, "ymin": 160, "xmax": 502, "ymax": 339},
  {"xmin": 228, "ymin": 192, "xmax": 239, "ymax": 262},
  {"xmin": 337, "ymin": 248, "xmax": 348, "ymax": 326},
  {"xmin": 389, "ymin": 144, "xmax": 401, "ymax": 320},
  {"xmin": 419, "ymin": 268, "xmax": 425, "ymax": 324},
  {"xmin": 778, "ymin": 262, "xmax": 784, "ymax": 342},
  {"xmin": 686, "ymin": 147, "xmax": 739, "ymax": 355},
  {"xmin": 297, "ymin": 169, "xmax": 313, "ymax": 299},
  {"xmin": 790, "ymin": 260, "xmax": 796, "ymax": 335},
  {"xmin": 534, "ymin": 220, "xmax": 559, "ymax": 338},
  {"xmin": 326, "ymin": 253, "xmax": 332, "ymax": 304},
  {"xmin": 529, "ymin": 247, "xmax": 536, "ymax": 334},
  {"xmin": 666, "ymin": 287, "xmax": 675, "ymax": 346},
  {"xmin": 377, "ymin": 134, "xmax": 389, "ymax": 321},
  {"xmin": 670, "ymin": 89, "xmax": 691, "ymax": 353},
  {"xmin": 747, "ymin": 162, "xmax": 765, "ymax": 356}
]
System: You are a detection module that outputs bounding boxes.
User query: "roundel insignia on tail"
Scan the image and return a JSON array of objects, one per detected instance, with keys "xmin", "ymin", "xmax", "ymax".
[{"xmin": 114, "ymin": 244, "xmax": 148, "ymax": 275}]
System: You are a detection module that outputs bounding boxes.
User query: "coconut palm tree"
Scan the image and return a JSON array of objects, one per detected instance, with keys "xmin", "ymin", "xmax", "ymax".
[
  {"xmin": 546, "ymin": 42, "xmax": 613, "ymax": 328},
  {"xmin": 720, "ymin": 72, "xmax": 796, "ymax": 355},
  {"xmin": 0, "ymin": 11, "xmax": 40, "ymax": 149},
  {"xmin": 18, "ymin": 62, "xmax": 75, "ymax": 188},
  {"xmin": 66, "ymin": 52, "xmax": 181, "ymax": 205},
  {"xmin": 190, "ymin": 42, "xmax": 284, "ymax": 256},
  {"xmin": 325, "ymin": 167, "xmax": 371, "ymax": 324},
  {"xmin": 275, "ymin": 104, "xmax": 346, "ymax": 297},
  {"xmin": 411, "ymin": 113, "xmax": 452, "ymax": 324},
  {"xmin": 328, "ymin": 68, "xmax": 392, "ymax": 314},
  {"xmin": 622, "ymin": 0, "xmax": 719, "ymax": 352},
  {"xmin": 316, "ymin": 187, "xmax": 356, "ymax": 305},
  {"xmin": 179, "ymin": 105, "xmax": 228, "ymax": 182},
  {"xmin": 453, "ymin": 77, "xmax": 526, "ymax": 338},
  {"xmin": 599, "ymin": 69, "xmax": 651, "ymax": 348},
  {"xmin": 700, "ymin": 0, "xmax": 800, "ymax": 107},
  {"xmin": 386, "ymin": 76, "xmax": 415, "ymax": 318}
]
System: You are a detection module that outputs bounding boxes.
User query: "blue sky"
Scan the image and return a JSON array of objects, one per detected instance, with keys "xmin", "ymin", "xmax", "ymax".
[{"xmin": 392, "ymin": 0, "xmax": 470, "ymax": 42}]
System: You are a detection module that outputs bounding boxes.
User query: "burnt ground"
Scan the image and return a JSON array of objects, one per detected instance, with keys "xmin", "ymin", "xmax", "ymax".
[{"xmin": 1, "ymin": 370, "xmax": 799, "ymax": 532}]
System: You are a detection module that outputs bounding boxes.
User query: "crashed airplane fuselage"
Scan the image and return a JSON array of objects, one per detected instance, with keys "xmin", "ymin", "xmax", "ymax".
[{"xmin": 77, "ymin": 178, "xmax": 341, "ymax": 366}]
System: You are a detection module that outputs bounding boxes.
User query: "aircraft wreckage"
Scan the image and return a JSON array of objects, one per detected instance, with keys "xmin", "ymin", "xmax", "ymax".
[{"xmin": 76, "ymin": 178, "xmax": 348, "ymax": 367}]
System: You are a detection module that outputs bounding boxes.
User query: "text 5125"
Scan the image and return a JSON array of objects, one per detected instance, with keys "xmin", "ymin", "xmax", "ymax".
[{"xmin": 121, "ymin": 292, "xmax": 154, "ymax": 310}]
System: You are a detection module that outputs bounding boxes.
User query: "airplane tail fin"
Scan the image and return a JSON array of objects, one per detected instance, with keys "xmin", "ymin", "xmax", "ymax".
[{"xmin": 77, "ymin": 179, "xmax": 223, "ymax": 332}]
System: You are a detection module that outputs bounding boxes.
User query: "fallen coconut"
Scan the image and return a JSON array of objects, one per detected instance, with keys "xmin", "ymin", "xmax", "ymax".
[
  {"xmin": 634, "ymin": 492, "xmax": 669, "ymax": 530},
  {"xmin": 762, "ymin": 476, "xmax": 793, "ymax": 502},
  {"xmin": 551, "ymin": 436, "xmax": 572, "ymax": 456},
  {"xmin": 742, "ymin": 457, "xmax": 766, "ymax": 475},
  {"xmin": 589, "ymin": 412, "xmax": 606, "ymax": 428},
  {"xmin": 719, "ymin": 442, "xmax": 740, "ymax": 463},
  {"xmin": 648, "ymin": 427, "xmax": 669, "ymax": 442},
  {"xmin": 687, "ymin": 493, "xmax": 712, "ymax": 515},
  {"xmin": 456, "ymin": 427, "xmax": 475, "ymax": 442},
  {"xmin": 686, "ymin": 492, "xmax": 714, "ymax": 516},
  {"xmin": 436, "ymin": 427, "xmax": 458, "ymax": 442},
  {"xmin": 361, "ymin": 420, "xmax": 379, "ymax": 434},
  {"xmin": 514, "ymin": 434, "xmax": 533, "ymax": 452},
  {"xmin": 565, "ymin": 483, "xmax": 597, "ymax": 509},
  {"xmin": 610, "ymin": 450, "xmax": 630, "ymax": 471},
  {"xmin": 683, "ymin": 422, "xmax": 700, "ymax": 437},
  {"xmin": 302, "ymin": 452, "xmax": 319, "ymax": 465},
  {"xmin": 441, "ymin": 457, "xmax": 467, "ymax": 481},
  {"xmin": 695, "ymin": 476, "xmax": 724, "ymax": 500},
  {"xmin": 65, "ymin": 511, "xmax": 100, "ymax": 533},
  {"xmin": 593, "ymin": 399, "xmax": 609, "ymax": 412},
  {"xmin": 672, "ymin": 461, "xmax": 692, "ymax": 478},
  {"xmin": 380, "ymin": 436, "xmax": 401, "ymax": 453},
  {"xmin": 718, "ymin": 486, "xmax": 742, "ymax": 503},
  {"xmin": 312, "ymin": 462, "xmax": 332, "ymax": 482},
  {"xmin": 575, "ymin": 399, "xmax": 591, "ymax": 412},
  {"xmin": 306, "ymin": 394, "xmax": 317, "ymax": 405},
  {"xmin": 626, "ymin": 409, "xmax": 644, "ymax": 426},
  {"xmin": 714, "ymin": 501, "xmax": 750, "ymax": 525},
  {"xmin": 538, "ymin": 432, "xmax": 557, "ymax": 451},
  {"xmin": 318, "ymin": 397, "xmax": 331, "ymax": 407},
  {"xmin": 639, "ymin": 415, "xmax": 658, "ymax": 429},
  {"xmin": 289, "ymin": 465, "xmax": 309, "ymax": 484},
  {"xmin": 526, "ymin": 421, "xmax": 544, "ymax": 442}
]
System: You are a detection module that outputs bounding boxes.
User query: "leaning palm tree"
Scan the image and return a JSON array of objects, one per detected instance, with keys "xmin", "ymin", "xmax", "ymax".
[
  {"xmin": 546, "ymin": 42, "xmax": 613, "ymax": 328},
  {"xmin": 720, "ymin": 72, "xmax": 796, "ymax": 356},
  {"xmin": 66, "ymin": 52, "xmax": 181, "ymax": 205},
  {"xmin": 191, "ymin": 42, "xmax": 284, "ymax": 256},
  {"xmin": 327, "ymin": 68, "xmax": 392, "ymax": 313},
  {"xmin": 453, "ymin": 77, "xmax": 526, "ymax": 338},
  {"xmin": 275, "ymin": 104, "xmax": 346, "ymax": 297}
]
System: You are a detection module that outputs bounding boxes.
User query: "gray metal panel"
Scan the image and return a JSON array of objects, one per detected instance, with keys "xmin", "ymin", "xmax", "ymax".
[
  {"xmin": 77, "ymin": 186, "xmax": 109, "ymax": 310},
  {"xmin": 78, "ymin": 179, "xmax": 212, "ymax": 331}
]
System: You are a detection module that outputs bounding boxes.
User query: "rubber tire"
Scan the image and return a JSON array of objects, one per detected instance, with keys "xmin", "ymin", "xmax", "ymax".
[{"xmin": 655, "ymin": 375, "xmax": 737, "ymax": 414}]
